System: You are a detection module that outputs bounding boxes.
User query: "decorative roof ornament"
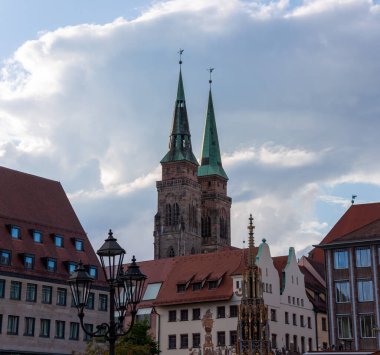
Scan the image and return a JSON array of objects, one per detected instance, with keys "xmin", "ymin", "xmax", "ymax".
[{"xmin": 247, "ymin": 214, "xmax": 255, "ymax": 268}]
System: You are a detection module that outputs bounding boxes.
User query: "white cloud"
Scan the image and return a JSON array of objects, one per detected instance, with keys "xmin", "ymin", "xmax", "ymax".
[{"xmin": 1, "ymin": 0, "xmax": 380, "ymax": 259}]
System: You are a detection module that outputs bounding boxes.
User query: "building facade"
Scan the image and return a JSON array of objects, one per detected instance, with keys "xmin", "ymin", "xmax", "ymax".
[
  {"xmin": 153, "ymin": 61, "xmax": 231, "ymax": 259},
  {"xmin": 316, "ymin": 203, "xmax": 380, "ymax": 351},
  {"xmin": 0, "ymin": 166, "xmax": 108, "ymax": 354},
  {"xmin": 133, "ymin": 236, "xmax": 317, "ymax": 354}
]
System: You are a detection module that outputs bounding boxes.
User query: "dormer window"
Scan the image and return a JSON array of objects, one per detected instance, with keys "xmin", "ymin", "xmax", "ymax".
[
  {"xmin": 32, "ymin": 230, "xmax": 42, "ymax": 243},
  {"xmin": 67, "ymin": 262, "xmax": 77, "ymax": 274},
  {"xmin": 0, "ymin": 250, "xmax": 11, "ymax": 266},
  {"xmin": 54, "ymin": 235, "xmax": 63, "ymax": 248},
  {"xmin": 23, "ymin": 254, "xmax": 35, "ymax": 270},
  {"xmin": 177, "ymin": 284, "xmax": 186, "ymax": 293},
  {"xmin": 208, "ymin": 280, "xmax": 218, "ymax": 289},
  {"xmin": 9, "ymin": 225, "xmax": 20, "ymax": 239},
  {"xmin": 46, "ymin": 258, "xmax": 57, "ymax": 272},
  {"xmin": 74, "ymin": 239, "xmax": 84, "ymax": 251},
  {"xmin": 192, "ymin": 282, "xmax": 202, "ymax": 291}
]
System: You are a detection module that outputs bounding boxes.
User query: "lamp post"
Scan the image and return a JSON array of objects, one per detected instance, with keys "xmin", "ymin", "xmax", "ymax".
[{"xmin": 68, "ymin": 230, "xmax": 147, "ymax": 355}]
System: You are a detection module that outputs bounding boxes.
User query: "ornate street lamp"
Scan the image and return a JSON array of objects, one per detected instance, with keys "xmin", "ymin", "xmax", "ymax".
[{"xmin": 68, "ymin": 229, "xmax": 147, "ymax": 355}]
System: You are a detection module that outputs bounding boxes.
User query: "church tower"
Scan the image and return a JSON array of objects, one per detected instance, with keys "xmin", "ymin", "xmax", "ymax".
[
  {"xmin": 154, "ymin": 52, "xmax": 202, "ymax": 259},
  {"xmin": 198, "ymin": 71, "xmax": 232, "ymax": 253}
]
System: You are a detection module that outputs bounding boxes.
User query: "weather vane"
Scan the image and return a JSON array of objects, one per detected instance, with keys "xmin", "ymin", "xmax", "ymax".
[
  {"xmin": 208, "ymin": 67, "xmax": 214, "ymax": 87},
  {"xmin": 351, "ymin": 194, "xmax": 357, "ymax": 205},
  {"xmin": 178, "ymin": 48, "xmax": 184, "ymax": 66}
]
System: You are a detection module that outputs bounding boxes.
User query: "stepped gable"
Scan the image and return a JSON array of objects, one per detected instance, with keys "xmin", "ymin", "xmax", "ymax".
[
  {"xmin": 0, "ymin": 166, "xmax": 105, "ymax": 284},
  {"xmin": 311, "ymin": 202, "xmax": 380, "ymax": 262},
  {"xmin": 154, "ymin": 248, "xmax": 248, "ymax": 306}
]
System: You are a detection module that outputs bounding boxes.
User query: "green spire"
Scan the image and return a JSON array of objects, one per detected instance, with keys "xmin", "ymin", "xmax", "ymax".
[
  {"xmin": 161, "ymin": 62, "xmax": 198, "ymax": 165},
  {"xmin": 198, "ymin": 88, "xmax": 228, "ymax": 179}
]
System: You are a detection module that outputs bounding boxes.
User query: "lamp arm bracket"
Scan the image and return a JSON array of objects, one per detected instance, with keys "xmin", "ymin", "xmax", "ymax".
[{"xmin": 78, "ymin": 312, "xmax": 111, "ymax": 339}]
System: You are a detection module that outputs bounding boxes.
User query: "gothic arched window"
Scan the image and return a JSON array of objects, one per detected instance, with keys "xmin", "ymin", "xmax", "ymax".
[
  {"xmin": 173, "ymin": 203, "xmax": 180, "ymax": 225},
  {"xmin": 167, "ymin": 246, "xmax": 175, "ymax": 258},
  {"xmin": 220, "ymin": 209, "xmax": 228, "ymax": 239},
  {"xmin": 165, "ymin": 204, "xmax": 172, "ymax": 226}
]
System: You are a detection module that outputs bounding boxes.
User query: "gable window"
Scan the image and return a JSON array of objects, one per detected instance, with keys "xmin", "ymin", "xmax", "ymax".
[
  {"xmin": 360, "ymin": 314, "xmax": 375, "ymax": 338},
  {"xmin": 10, "ymin": 225, "xmax": 20, "ymax": 239},
  {"xmin": 74, "ymin": 239, "xmax": 84, "ymax": 251},
  {"xmin": 54, "ymin": 235, "xmax": 63, "ymax": 247},
  {"xmin": 337, "ymin": 315, "xmax": 352, "ymax": 339},
  {"xmin": 24, "ymin": 254, "xmax": 34, "ymax": 270},
  {"xmin": 0, "ymin": 250, "xmax": 11, "ymax": 266},
  {"xmin": 192, "ymin": 308, "xmax": 200, "ymax": 320},
  {"xmin": 32, "ymin": 230, "xmax": 42, "ymax": 243},
  {"xmin": 300, "ymin": 315, "xmax": 305, "ymax": 327},
  {"xmin": 26, "ymin": 283, "xmax": 37, "ymax": 302},
  {"xmin": 358, "ymin": 280, "xmax": 373, "ymax": 302},
  {"xmin": 293, "ymin": 313, "xmax": 297, "ymax": 326},
  {"xmin": 336, "ymin": 281, "xmax": 351, "ymax": 303},
  {"xmin": 217, "ymin": 306, "xmax": 225, "ymax": 319},
  {"xmin": 334, "ymin": 250, "xmax": 348, "ymax": 269},
  {"xmin": 285, "ymin": 312, "xmax": 289, "ymax": 324},
  {"xmin": 192, "ymin": 282, "xmax": 202, "ymax": 291},
  {"xmin": 356, "ymin": 248, "xmax": 371, "ymax": 267},
  {"xmin": 307, "ymin": 317, "xmax": 312, "ymax": 329},
  {"xmin": 10, "ymin": 281, "xmax": 21, "ymax": 300}
]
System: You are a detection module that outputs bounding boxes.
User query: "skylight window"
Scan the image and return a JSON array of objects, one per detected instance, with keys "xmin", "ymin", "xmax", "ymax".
[
  {"xmin": 24, "ymin": 255, "xmax": 34, "ymax": 270},
  {"xmin": 68, "ymin": 262, "xmax": 76, "ymax": 274},
  {"xmin": 47, "ymin": 258, "xmax": 57, "ymax": 272},
  {"xmin": 88, "ymin": 266, "xmax": 97, "ymax": 279},
  {"xmin": 0, "ymin": 250, "xmax": 11, "ymax": 266},
  {"xmin": 143, "ymin": 283, "xmax": 162, "ymax": 300}
]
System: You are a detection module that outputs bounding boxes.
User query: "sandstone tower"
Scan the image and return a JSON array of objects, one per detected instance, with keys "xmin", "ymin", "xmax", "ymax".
[{"xmin": 153, "ymin": 55, "xmax": 231, "ymax": 259}]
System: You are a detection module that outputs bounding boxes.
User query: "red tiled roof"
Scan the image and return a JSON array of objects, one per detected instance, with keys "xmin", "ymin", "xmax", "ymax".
[
  {"xmin": 311, "ymin": 203, "xmax": 380, "ymax": 262},
  {"xmin": 272, "ymin": 255, "xmax": 288, "ymax": 290},
  {"xmin": 132, "ymin": 248, "xmax": 248, "ymax": 307},
  {"xmin": 0, "ymin": 166, "xmax": 105, "ymax": 285}
]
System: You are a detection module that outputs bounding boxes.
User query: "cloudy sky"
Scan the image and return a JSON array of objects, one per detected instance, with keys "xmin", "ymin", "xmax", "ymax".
[{"xmin": 1, "ymin": 0, "xmax": 380, "ymax": 262}]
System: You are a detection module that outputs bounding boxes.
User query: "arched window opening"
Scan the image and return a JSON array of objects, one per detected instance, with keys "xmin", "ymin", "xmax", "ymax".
[
  {"xmin": 165, "ymin": 204, "xmax": 172, "ymax": 226},
  {"xmin": 167, "ymin": 246, "xmax": 175, "ymax": 258},
  {"xmin": 173, "ymin": 203, "xmax": 180, "ymax": 225}
]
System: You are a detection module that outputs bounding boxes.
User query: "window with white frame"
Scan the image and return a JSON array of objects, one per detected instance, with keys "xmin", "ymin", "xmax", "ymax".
[
  {"xmin": 337, "ymin": 315, "xmax": 352, "ymax": 339},
  {"xmin": 360, "ymin": 314, "xmax": 375, "ymax": 338},
  {"xmin": 356, "ymin": 248, "xmax": 371, "ymax": 267},
  {"xmin": 358, "ymin": 280, "xmax": 373, "ymax": 302},
  {"xmin": 334, "ymin": 250, "xmax": 349, "ymax": 269},
  {"xmin": 335, "ymin": 281, "xmax": 350, "ymax": 303}
]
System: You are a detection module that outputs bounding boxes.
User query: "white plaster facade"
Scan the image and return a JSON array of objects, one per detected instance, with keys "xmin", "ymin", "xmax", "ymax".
[{"xmin": 152, "ymin": 241, "xmax": 317, "ymax": 354}]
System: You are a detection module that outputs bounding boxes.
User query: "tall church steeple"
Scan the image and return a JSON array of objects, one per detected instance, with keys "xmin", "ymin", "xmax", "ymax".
[
  {"xmin": 198, "ymin": 75, "xmax": 228, "ymax": 180},
  {"xmin": 154, "ymin": 50, "xmax": 202, "ymax": 260},
  {"xmin": 161, "ymin": 51, "xmax": 198, "ymax": 166},
  {"xmin": 199, "ymin": 69, "xmax": 232, "ymax": 253}
]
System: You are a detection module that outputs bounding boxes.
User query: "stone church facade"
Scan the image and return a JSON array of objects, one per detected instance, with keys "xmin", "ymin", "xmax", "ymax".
[{"xmin": 153, "ymin": 63, "xmax": 231, "ymax": 259}]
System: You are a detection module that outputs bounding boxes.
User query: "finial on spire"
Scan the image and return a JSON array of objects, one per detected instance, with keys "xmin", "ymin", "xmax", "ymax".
[
  {"xmin": 178, "ymin": 48, "xmax": 184, "ymax": 66},
  {"xmin": 247, "ymin": 214, "xmax": 255, "ymax": 267},
  {"xmin": 208, "ymin": 67, "xmax": 214, "ymax": 87},
  {"xmin": 248, "ymin": 214, "xmax": 255, "ymax": 244}
]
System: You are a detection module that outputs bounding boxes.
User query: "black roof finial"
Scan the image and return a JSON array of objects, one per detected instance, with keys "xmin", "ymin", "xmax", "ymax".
[
  {"xmin": 208, "ymin": 67, "xmax": 214, "ymax": 88},
  {"xmin": 178, "ymin": 48, "xmax": 184, "ymax": 66}
]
